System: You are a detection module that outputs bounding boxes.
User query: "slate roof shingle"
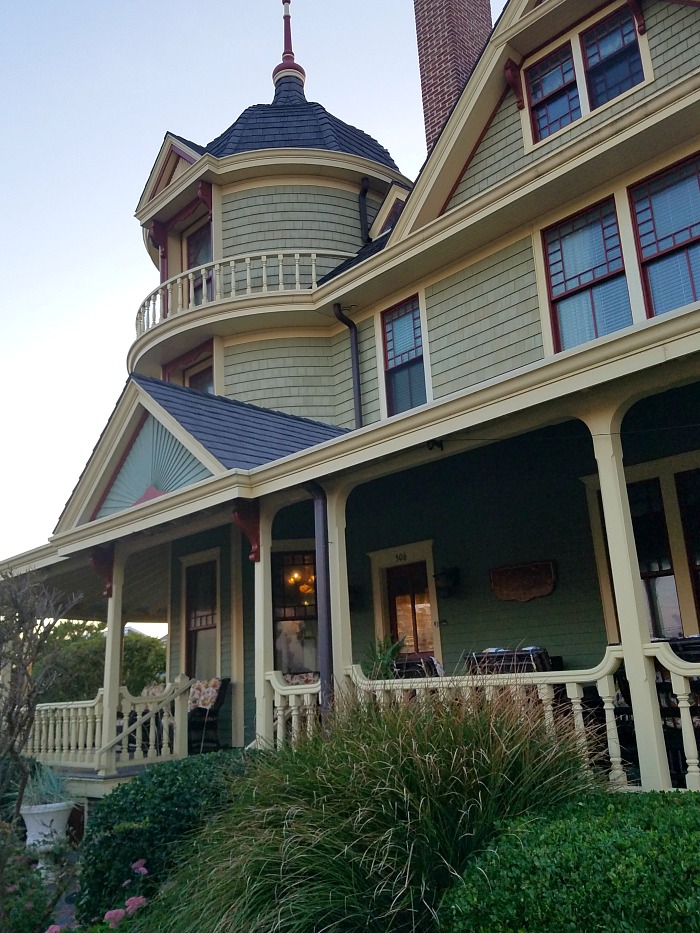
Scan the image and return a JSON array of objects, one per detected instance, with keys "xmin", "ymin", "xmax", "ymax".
[
  {"xmin": 317, "ymin": 233, "xmax": 391, "ymax": 286},
  {"xmin": 132, "ymin": 374, "xmax": 348, "ymax": 471},
  {"xmin": 198, "ymin": 75, "xmax": 398, "ymax": 171}
]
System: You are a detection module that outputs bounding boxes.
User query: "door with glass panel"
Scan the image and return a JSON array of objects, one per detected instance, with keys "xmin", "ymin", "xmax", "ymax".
[{"xmin": 386, "ymin": 561, "xmax": 435, "ymax": 657}]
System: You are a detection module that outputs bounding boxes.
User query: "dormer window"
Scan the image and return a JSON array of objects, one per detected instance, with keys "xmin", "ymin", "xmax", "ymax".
[{"xmin": 525, "ymin": 5, "xmax": 646, "ymax": 145}]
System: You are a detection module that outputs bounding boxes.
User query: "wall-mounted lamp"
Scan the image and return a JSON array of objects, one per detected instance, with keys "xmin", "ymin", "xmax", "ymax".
[{"xmin": 434, "ymin": 567, "xmax": 460, "ymax": 597}]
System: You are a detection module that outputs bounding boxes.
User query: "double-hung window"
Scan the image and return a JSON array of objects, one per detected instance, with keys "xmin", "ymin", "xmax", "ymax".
[
  {"xmin": 544, "ymin": 199, "xmax": 632, "ymax": 350},
  {"xmin": 526, "ymin": 5, "xmax": 644, "ymax": 143},
  {"xmin": 631, "ymin": 155, "xmax": 700, "ymax": 317},
  {"xmin": 382, "ymin": 296, "xmax": 427, "ymax": 415}
]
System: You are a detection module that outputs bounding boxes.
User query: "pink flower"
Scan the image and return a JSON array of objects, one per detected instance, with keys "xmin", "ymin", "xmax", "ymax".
[
  {"xmin": 104, "ymin": 908, "xmax": 127, "ymax": 928},
  {"xmin": 131, "ymin": 858, "xmax": 148, "ymax": 876},
  {"xmin": 45, "ymin": 926, "xmax": 63, "ymax": 933},
  {"xmin": 125, "ymin": 895, "xmax": 148, "ymax": 916}
]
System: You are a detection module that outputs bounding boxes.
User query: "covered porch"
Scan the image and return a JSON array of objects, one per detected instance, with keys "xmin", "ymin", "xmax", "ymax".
[{"xmin": 22, "ymin": 365, "xmax": 700, "ymax": 794}]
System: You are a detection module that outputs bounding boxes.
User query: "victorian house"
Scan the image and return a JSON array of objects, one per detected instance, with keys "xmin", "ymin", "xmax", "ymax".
[{"xmin": 5, "ymin": 0, "xmax": 700, "ymax": 796}]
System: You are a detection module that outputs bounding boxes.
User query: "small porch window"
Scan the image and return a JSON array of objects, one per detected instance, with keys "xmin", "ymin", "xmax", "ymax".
[
  {"xmin": 382, "ymin": 296, "xmax": 426, "ymax": 415},
  {"xmin": 272, "ymin": 551, "xmax": 318, "ymax": 674},
  {"xmin": 631, "ymin": 155, "xmax": 700, "ymax": 317},
  {"xmin": 185, "ymin": 559, "xmax": 218, "ymax": 679},
  {"xmin": 184, "ymin": 220, "xmax": 213, "ymax": 306},
  {"xmin": 628, "ymin": 479, "xmax": 682, "ymax": 640},
  {"xmin": 544, "ymin": 198, "xmax": 632, "ymax": 350}
]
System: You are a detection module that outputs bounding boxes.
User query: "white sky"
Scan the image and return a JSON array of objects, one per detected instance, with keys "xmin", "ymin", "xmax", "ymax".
[{"xmin": 0, "ymin": 0, "xmax": 508, "ymax": 565}]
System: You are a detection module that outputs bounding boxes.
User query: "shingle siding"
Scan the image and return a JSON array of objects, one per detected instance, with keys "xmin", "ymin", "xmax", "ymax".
[
  {"xmin": 448, "ymin": 1, "xmax": 698, "ymax": 211},
  {"xmin": 221, "ymin": 185, "xmax": 381, "ymax": 270},
  {"xmin": 426, "ymin": 238, "xmax": 543, "ymax": 396}
]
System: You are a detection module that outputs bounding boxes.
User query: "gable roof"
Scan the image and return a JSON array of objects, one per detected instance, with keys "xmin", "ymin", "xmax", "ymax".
[
  {"xmin": 131, "ymin": 374, "xmax": 348, "ymax": 470},
  {"xmin": 202, "ymin": 75, "xmax": 399, "ymax": 170}
]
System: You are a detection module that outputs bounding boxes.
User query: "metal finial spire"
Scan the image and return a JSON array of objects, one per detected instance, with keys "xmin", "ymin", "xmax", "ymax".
[{"xmin": 273, "ymin": 0, "xmax": 306, "ymax": 85}]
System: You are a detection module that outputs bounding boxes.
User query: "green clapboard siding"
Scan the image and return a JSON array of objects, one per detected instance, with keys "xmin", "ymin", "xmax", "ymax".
[
  {"xmin": 448, "ymin": 1, "xmax": 699, "ymax": 211},
  {"xmin": 170, "ymin": 526, "xmax": 234, "ymax": 747},
  {"xmin": 96, "ymin": 415, "xmax": 212, "ymax": 520},
  {"xmin": 345, "ymin": 421, "xmax": 607, "ymax": 672},
  {"xmin": 426, "ymin": 238, "xmax": 543, "ymax": 397},
  {"xmin": 221, "ymin": 185, "xmax": 381, "ymax": 263}
]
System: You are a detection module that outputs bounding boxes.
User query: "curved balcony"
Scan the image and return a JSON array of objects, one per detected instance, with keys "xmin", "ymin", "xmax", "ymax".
[{"xmin": 135, "ymin": 249, "xmax": 355, "ymax": 337}]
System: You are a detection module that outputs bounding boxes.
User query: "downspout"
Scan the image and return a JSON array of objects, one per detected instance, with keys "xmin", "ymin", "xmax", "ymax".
[
  {"xmin": 304, "ymin": 481, "xmax": 333, "ymax": 715},
  {"xmin": 358, "ymin": 177, "xmax": 370, "ymax": 244},
  {"xmin": 334, "ymin": 303, "xmax": 363, "ymax": 429}
]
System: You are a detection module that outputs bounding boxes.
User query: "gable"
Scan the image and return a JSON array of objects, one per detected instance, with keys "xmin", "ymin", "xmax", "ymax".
[
  {"xmin": 93, "ymin": 413, "xmax": 212, "ymax": 521},
  {"xmin": 136, "ymin": 134, "xmax": 204, "ymax": 213}
]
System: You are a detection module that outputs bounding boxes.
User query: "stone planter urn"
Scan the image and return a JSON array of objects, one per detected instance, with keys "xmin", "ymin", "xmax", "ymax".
[{"xmin": 21, "ymin": 801, "xmax": 75, "ymax": 852}]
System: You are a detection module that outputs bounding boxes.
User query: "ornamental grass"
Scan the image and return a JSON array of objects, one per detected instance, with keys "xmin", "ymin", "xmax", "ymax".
[{"xmin": 132, "ymin": 683, "xmax": 600, "ymax": 933}]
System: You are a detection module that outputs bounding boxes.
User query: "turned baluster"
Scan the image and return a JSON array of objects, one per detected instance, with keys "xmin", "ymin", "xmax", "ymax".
[
  {"xmin": 537, "ymin": 683, "xmax": 556, "ymax": 733},
  {"xmin": 596, "ymin": 673, "xmax": 627, "ymax": 786},
  {"xmin": 200, "ymin": 268, "xmax": 209, "ymax": 305},
  {"xmin": 245, "ymin": 257, "xmax": 252, "ymax": 295},
  {"xmin": 311, "ymin": 252, "xmax": 317, "ymax": 286},
  {"xmin": 214, "ymin": 263, "xmax": 222, "ymax": 301},
  {"xmin": 229, "ymin": 259, "xmax": 236, "ymax": 297},
  {"xmin": 261, "ymin": 255, "xmax": 268, "ymax": 293},
  {"xmin": 86, "ymin": 707, "xmax": 96, "ymax": 761},
  {"xmin": 671, "ymin": 672, "xmax": 700, "ymax": 791},
  {"xmin": 188, "ymin": 272, "xmax": 196, "ymax": 309},
  {"xmin": 290, "ymin": 694, "xmax": 303, "ymax": 746},
  {"xmin": 177, "ymin": 277, "xmax": 184, "ymax": 313},
  {"xmin": 277, "ymin": 253, "xmax": 284, "ymax": 290},
  {"xmin": 294, "ymin": 253, "xmax": 301, "ymax": 290},
  {"xmin": 566, "ymin": 682, "xmax": 589, "ymax": 766}
]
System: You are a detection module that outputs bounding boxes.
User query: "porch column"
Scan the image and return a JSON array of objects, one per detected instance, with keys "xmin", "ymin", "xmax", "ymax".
[
  {"xmin": 254, "ymin": 501, "xmax": 275, "ymax": 747},
  {"xmin": 97, "ymin": 544, "xmax": 125, "ymax": 777},
  {"xmin": 582, "ymin": 404, "xmax": 670, "ymax": 790},
  {"xmin": 326, "ymin": 483, "xmax": 353, "ymax": 691}
]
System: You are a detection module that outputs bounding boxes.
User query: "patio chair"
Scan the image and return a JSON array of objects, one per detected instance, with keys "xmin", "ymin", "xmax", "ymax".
[{"xmin": 187, "ymin": 677, "xmax": 230, "ymax": 754}]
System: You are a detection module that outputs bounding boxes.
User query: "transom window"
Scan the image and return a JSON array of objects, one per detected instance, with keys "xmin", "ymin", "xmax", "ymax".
[
  {"xmin": 526, "ymin": 6, "xmax": 644, "ymax": 143},
  {"xmin": 631, "ymin": 155, "xmax": 700, "ymax": 317},
  {"xmin": 185, "ymin": 559, "xmax": 218, "ymax": 679},
  {"xmin": 382, "ymin": 296, "xmax": 427, "ymax": 415},
  {"xmin": 544, "ymin": 199, "xmax": 632, "ymax": 350}
]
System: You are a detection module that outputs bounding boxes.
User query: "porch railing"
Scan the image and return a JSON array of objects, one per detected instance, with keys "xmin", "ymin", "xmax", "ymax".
[
  {"xmin": 349, "ymin": 647, "xmax": 631, "ymax": 787},
  {"xmin": 266, "ymin": 671, "xmax": 321, "ymax": 750},
  {"xmin": 28, "ymin": 674, "xmax": 192, "ymax": 775},
  {"xmin": 135, "ymin": 249, "xmax": 355, "ymax": 337}
]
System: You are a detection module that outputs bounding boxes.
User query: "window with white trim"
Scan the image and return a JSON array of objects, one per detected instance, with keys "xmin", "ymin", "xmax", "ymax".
[
  {"xmin": 525, "ymin": 5, "xmax": 645, "ymax": 143},
  {"xmin": 544, "ymin": 198, "xmax": 633, "ymax": 350},
  {"xmin": 382, "ymin": 296, "xmax": 427, "ymax": 415},
  {"xmin": 631, "ymin": 154, "xmax": 700, "ymax": 317}
]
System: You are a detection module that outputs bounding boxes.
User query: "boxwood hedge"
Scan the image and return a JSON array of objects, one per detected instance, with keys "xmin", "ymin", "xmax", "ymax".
[
  {"xmin": 76, "ymin": 750, "xmax": 247, "ymax": 924},
  {"xmin": 440, "ymin": 791, "xmax": 700, "ymax": 933}
]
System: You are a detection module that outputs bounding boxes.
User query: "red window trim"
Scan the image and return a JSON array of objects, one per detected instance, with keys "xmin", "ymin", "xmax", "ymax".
[
  {"xmin": 628, "ymin": 151, "xmax": 700, "ymax": 319},
  {"xmin": 543, "ymin": 196, "xmax": 627, "ymax": 352}
]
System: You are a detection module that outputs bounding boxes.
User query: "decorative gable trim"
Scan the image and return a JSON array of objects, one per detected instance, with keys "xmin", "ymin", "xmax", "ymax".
[{"xmin": 92, "ymin": 414, "xmax": 213, "ymax": 521}]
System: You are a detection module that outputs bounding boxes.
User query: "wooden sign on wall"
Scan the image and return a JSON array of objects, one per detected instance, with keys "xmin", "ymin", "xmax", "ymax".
[{"xmin": 489, "ymin": 561, "xmax": 557, "ymax": 603}]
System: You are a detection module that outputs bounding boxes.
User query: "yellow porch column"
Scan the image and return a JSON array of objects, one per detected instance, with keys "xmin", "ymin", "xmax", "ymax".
[
  {"xmin": 98, "ymin": 544, "xmax": 125, "ymax": 777},
  {"xmin": 326, "ymin": 483, "xmax": 353, "ymax": 691},
  {"xmin": 583, "ymin": 405, "xmax": 670, "ymax": 790},
  {"xmin": 254, "ymin": 501, "xmax": 275, "ymax": 747}
]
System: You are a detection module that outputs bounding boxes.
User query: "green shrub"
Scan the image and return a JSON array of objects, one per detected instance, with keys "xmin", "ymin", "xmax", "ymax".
[
  {"xmin": 440, "ymin": 791, "xmax": 700, "ymax": 933},
  {"xmin": 76, "ymin": 750, "xmax": 246, "ymax": 924},
  {"xmin": 0, "ymin": 825, "xmax": 53, "ymax": 933},
  {"xmin": 131, "ymin": 685, "xmax": 597, "ymax": 933}
]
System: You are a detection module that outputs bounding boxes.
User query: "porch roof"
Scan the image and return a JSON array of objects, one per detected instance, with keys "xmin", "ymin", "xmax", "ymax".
[{"xmin": 132, "ymin": 374, "xmax": 348, "ymax": 469}]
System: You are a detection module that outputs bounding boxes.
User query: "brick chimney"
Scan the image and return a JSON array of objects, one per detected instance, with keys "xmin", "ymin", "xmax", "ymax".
[{"xmin": 414, "ymin": 0, "xmax": 492, "ymax": 150}]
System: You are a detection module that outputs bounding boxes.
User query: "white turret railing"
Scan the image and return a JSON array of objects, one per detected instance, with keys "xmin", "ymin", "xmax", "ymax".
[{"xmin": 135, "ymin": 249, "xmax": 355, "ymax": 337}]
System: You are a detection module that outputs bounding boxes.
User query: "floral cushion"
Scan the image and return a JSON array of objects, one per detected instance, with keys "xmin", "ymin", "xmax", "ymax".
[
  {"xmin": 188, "ymin": 678, "xmax": 222, "ymax": 712},
  {"xmin": 282, "ymin": 672, "xmax": 320, "ymax": 686},
  {"xmin": 140, "ymin": 682, "xmax": 166, "ymax": 699}
]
